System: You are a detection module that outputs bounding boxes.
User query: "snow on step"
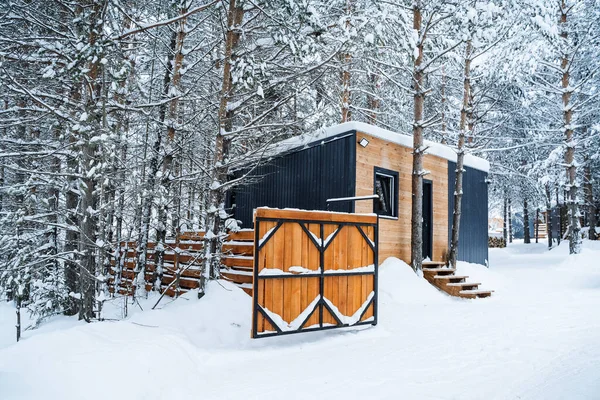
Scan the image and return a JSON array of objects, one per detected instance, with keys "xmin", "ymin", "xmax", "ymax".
[
  {"xmin": 433, "ymin": 275, "xmax": 468, "ymax": 280},
  {"xmin": 422, "ymin": 261, "xmax": 446, "ymax": 266},
  {"xmin": 423, "ymin": 268, "xmax": 456, "ymax": 273},
  {"xmin": 459, "ymin": 290, "xmax": 494, "ymax": 295},
  {"xmin": 446, "ymin": 282, "xmax": 481, "ymax": 287},
  {"xmin": 422, "ymin": 265, "xmax": 447, "ymax": 269},
  {"xmin": 220, "ymin": 268, "xmax": 253, "ymax": 276}
]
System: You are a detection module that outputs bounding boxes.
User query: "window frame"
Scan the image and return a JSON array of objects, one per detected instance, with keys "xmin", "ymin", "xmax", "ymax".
[{"xmin": 373, "ymin": 167, "xmax": 399, "ymax": 219}]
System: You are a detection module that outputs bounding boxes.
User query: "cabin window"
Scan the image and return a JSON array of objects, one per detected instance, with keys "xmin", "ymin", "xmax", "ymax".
[{"xmin": 373, "ymin": 167, "xmax": 398, "ymax": 218}]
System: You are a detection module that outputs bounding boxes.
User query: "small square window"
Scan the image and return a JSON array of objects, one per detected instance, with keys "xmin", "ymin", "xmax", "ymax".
[{"xmin": 374, "ymin": 167, "xmax": 398, "ymax": 218}]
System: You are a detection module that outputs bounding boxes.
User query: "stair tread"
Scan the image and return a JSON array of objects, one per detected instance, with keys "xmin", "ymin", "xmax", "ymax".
[
  {"xmin": 446, "ymin": 282, "xmax": 481, "ymax": 287},
  {"xmin": 422, "ymin": 261, "xmax": 446, "ymax": 265},
  {"xmin": 424, "ymin": 268, "xmax": 456, "ymax": 273},
  {"xmin": 459, "ymin": 289, "xmax": 494, "ymax": 294},
  {"xmin": 434, "ymin": 275, "xmax": 468, "ymax": 280}
]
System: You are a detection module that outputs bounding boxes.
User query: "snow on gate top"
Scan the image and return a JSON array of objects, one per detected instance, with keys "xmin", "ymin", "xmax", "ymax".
[{"xmin": 269, "ymin": 121, "xmax": 490, "ymax": 173}]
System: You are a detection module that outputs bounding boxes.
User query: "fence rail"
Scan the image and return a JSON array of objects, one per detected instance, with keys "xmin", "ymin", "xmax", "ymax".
[{"xmin": 252, "ymin": 208, "xmax": 379, "ymax": 338}]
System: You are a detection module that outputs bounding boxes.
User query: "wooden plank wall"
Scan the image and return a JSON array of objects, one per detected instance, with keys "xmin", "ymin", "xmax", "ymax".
[
  {"xmin": 354, "ymin": 132, "xmax": 449, "ymax": 263},
  {"xmin": 109, "ymin": 238, "xmax": 204, "ymax": 297},
  {"xmin": 109, "ymin": 231, "xmax": 253, "ymax": 297},
  {"xmin": 253, "ymin": 208, "xmax": 377, "ymax": 337}
]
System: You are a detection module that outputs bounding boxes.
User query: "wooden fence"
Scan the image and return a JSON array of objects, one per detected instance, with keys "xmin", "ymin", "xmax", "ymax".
[
  {"xmin": 109, "ymin": 230, "xmax": 253, "ymax": 297},
  {"xmin": 252, "ymin": 208, "xmax": 379, "ymax": 338}
]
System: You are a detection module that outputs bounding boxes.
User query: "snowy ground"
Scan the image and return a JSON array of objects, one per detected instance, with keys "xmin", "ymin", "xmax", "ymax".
[{"xmin": 1, "ymin": 240, "xmax": 600, "ymax": 399}]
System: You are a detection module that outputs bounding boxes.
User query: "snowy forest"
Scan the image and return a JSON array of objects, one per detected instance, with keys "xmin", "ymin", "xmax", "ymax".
[{"xmin": 1, "ymin": 0, "xmax": 599, "ymax": 328}]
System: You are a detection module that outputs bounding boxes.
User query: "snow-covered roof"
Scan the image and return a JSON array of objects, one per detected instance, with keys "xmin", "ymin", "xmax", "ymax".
[{"xmin": 271, "ymin": 121, "xmax": 490, "ymax": 173}]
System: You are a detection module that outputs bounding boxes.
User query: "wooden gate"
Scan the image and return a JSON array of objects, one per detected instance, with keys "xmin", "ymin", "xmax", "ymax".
[{"xmin": 252, "ymin": 208, "xmax": 378, "ymax": 338}]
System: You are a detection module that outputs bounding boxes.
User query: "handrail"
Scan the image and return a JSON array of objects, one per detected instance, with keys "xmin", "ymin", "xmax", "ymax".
[{"xmin": 325, "ymin": 194, "xmax": 379, "ymax": 210}]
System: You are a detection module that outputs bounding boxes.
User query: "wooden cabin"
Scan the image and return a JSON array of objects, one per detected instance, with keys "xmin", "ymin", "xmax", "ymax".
[{"xmin": 227, "ymin": 122, "xmax": 490, "ymax": 266}]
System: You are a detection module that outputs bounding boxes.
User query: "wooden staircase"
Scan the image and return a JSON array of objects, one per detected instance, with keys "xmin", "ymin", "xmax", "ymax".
[
  {"xmin": 422, "ymin": 261, "xmax": 493, "ymax": 299},
  {"xmin": 219, "ymin": 230, "xmax": 255, "ymax": 295}
]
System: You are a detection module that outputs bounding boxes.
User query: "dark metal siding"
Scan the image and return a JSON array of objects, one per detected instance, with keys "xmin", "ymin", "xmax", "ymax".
[
  {"xmin": 229, "ymin": 132, "xmax": 357, "ymax": 227},
  {"xmin": 448, "ymin": 162, "xmax": 489, "ymax": 266}
]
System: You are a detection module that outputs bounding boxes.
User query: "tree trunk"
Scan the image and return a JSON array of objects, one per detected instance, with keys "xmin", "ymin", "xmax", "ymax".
[
  {"xmin": 135, "ymin": 2, "xmax": 188, "ymax": 296},
  {"xmin": 115, "ymin": 144, "xmax": 127, "ymax": 243},
  {"xmin": 15, "ymin": 294, "xmax": 21, "ymax": 342},
  {"xmin": 584, "ymin": 159, "xmax": 597, "ymax": 240},
  {"xmin": 134, "ymin": 132, "xmax": 162, "ymax": 297},
  {"xmin": 340, "ymin": 0, "xmax": 353, "ymax": 122},
  {"xmin": 503, "ymin": 195, "xmax": 508, "ymax": 244},
  {"xmin": 155, "ymin": 0, "xmax": 189, "ymax": 291},
  {"xmin": 440, "ymin": 65, "xmax": 447, "ymax": 144},
  {"xmin": 545, "ymin": 184, "xmax": 553, "ymax": 248},
  {"xmin": 340, "ymin": 52, "xmax": 352, "ymax": 122},
  {"xmin": 367, "ymin": 71, "xmax": 379, "ymax": 125},
  {"xmin": 410, "ymin": 3, "xmax": 425, "ymax": 273},
  {"xmin": 560, "ymin": 1, "xmax": 581, "ymax": 254},
  {"xmin": 204, "ymin": 0, "xmax": 245, "ymax": 294},
  {"xmin": 523, "ymin": 198, "xmax": 530, "ymax": 244},
  {"xmin": 78, "ymin": 0, "xmax": 107, "ymax": 321},
  {"xmin": 63, "ymin": 4, "xmax": 85, "ymax": 316},
  {"xmin": 448, "ymin": 39, "xmax": 473, "ymax": 268},
  {"xmin": 45, "ymin": 123, "xmax": 62, "ymax": 312},
  {"xmin": 111, "ymin": 13, "xmax": 134, "ymax": 260},
  {"xmin": 508, "ymin": 198, "xmax": 513, "ymax": 243},
  {"xmin": 0, "ymin": 99, "xmax": 5, "ymax": 212},
  {"xmin": 556, "ymin": 185, "xmax": 561, "ymax": 245},
  {"xmin": 535, "ymin": 208, "xmax": 539, "ymax": 243},
  {"xmin": 79, "ymin": 138, "xmax": 98, "ymax": 321},
  {"xmin": 64, "ymin": 153, "xmax": 79, "ymax": 316}
]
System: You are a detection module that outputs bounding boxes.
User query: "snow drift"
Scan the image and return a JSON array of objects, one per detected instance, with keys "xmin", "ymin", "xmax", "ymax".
[{"xmin": 1, "ymin": 242, "xmax": 600, "ymax": 399}]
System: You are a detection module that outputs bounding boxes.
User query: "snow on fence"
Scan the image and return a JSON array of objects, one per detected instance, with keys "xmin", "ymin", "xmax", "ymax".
[{"xmin": 252, "ymin": 208, "xmax": 379, "ymax": 338}]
